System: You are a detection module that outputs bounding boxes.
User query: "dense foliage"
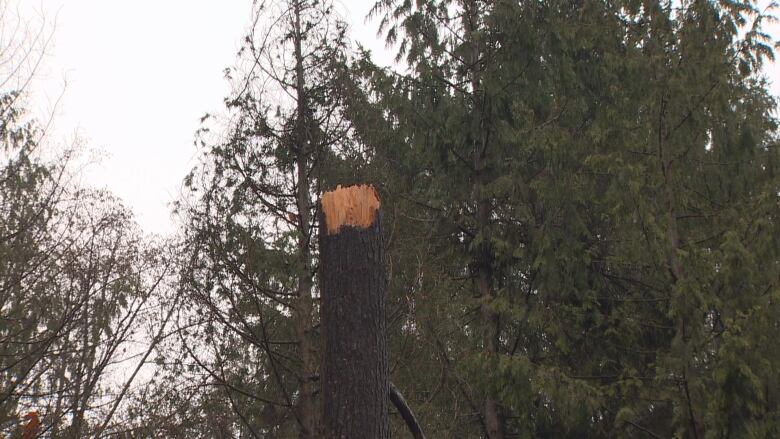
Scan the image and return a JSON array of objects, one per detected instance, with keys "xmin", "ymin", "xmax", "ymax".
[
  {"xmin": 346, "ymin": 0, "xmax": 780, "ymax": 437},
  {"xmin": 3, "ymin": 0, "xmax": 779, "ymax": 437}
]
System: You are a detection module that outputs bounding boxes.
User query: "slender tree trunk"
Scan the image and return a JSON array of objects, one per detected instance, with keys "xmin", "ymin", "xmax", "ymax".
[
  {"xmin": 295, "ymin": 152, "xmax": 316, "ymax": 439},
  {"xmin": 319, "ymin": 185, "xmax": 389, "ymax": 439},
  {"xmin": 463, "ymin": 0, "xmax": 504, "ymax": 437},
  {"xmin": 657, "ymin": 93, "xmax": 702, "ymax": 438},
  {"xmin": 292, "ymin": 1, "xmax": 317, "ymax": 436}
]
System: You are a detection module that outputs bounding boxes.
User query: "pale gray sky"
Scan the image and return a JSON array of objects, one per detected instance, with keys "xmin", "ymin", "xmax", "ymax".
[
  {"xmin": 22, "ymin": 0, "xmax": 386, "ymax": 236},
  {"xmin": 15, "ymin": 1, "xmax": 780, "ymax": 236}
]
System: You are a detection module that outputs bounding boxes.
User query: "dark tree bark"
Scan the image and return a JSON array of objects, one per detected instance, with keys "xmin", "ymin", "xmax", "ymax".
[{"xmin": 319, "ymin": 185, "xmax": 389, "ymax": 439}]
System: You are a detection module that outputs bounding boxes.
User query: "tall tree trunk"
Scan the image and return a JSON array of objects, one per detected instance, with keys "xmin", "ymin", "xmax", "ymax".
[
  {"xmin": 463, "ymin": 0, "xmax": 504, "ymax": 437},
  {"xmin": 292, "ymin": 1, "xmax": 317, "ymax": 436},
  {"xmin": 319, "ymin": 185, "xmax": 389, "ymax": 439},
  {"xmin": 657, "ymin": 93, "xmax": 702, "ymax": 438}
]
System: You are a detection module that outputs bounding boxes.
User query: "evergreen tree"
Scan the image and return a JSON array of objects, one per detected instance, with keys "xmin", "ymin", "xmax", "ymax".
[
  {"xmin": 348, "ymin": 0, "xmax": 780, "ymax": 436},
  {"xmin": 172, "ymin": 1, "xmax": 355, "ymax": 436}
]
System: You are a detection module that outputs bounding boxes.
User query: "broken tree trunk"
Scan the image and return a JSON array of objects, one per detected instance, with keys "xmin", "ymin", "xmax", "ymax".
[{"xmin": 319, "ymin": 185, "xmax": 389, "ymax": 439}]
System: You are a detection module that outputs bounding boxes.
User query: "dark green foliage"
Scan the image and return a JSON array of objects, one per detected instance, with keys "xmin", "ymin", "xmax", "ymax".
[
  {"xmin": 345, "ymin": 0, "xmax": 780, "ymax": 437},
  {"xmin": 2, "ymin": 0, "xmax": 777, "ymax": 435},
  {"xmin": 154, "ymin": 1, "xmax": 358, "ymax": 436},
  {"xmin": 116, "ymin": 0, "xmax": 780, "ymax": 437}
]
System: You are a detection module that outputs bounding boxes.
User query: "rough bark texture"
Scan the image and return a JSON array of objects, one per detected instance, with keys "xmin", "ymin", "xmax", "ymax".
[{"xmin": 319, "ymin": 186, "xmax": 389, "ymax": 439}]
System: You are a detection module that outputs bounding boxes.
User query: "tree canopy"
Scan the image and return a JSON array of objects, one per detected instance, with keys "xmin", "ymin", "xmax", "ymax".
[{"xmin": 2, "ymin": 0, "xmax": 779, "ymax": 437}]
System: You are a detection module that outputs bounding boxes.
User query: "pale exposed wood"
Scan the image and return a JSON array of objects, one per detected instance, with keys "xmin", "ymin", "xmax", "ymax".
[{"xmin": 321, "ymin": 185, "xmax": 381, "ymax": 235}]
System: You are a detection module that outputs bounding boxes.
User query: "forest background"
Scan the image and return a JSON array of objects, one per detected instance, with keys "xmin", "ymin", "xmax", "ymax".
[{"xmin": 2, "ymin": 0, "xmax": 780, "ymax": 437}]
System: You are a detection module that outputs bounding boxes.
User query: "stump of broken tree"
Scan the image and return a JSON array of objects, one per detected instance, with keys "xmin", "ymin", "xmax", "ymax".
[{"xmin": 319, "ymin": 185, "xmax": 389, "ymax": 439}]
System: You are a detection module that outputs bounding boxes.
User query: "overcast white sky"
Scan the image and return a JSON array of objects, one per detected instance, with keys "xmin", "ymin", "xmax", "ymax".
[
  {"xmin": 14, "ymin": 0, "xmax": 780, "ymax": 236},
  {"xmin": 18, "ymin": 0, "xmax": 387, "ymax": 236}
]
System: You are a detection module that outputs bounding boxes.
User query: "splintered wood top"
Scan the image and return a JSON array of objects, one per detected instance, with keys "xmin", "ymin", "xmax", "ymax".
[{"xmin": 321, "ymin": 185, "xmax": 381, "ymax": 235}]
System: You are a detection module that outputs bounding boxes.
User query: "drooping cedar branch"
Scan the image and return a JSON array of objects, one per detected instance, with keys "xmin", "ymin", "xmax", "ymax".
[
  {"xmin": 389, "ymin": 381, "xmax": 427, "ymax": 439},
  {"xmin": 319, "ymin": 185, "xmax": 389, "ymax": 439}
]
